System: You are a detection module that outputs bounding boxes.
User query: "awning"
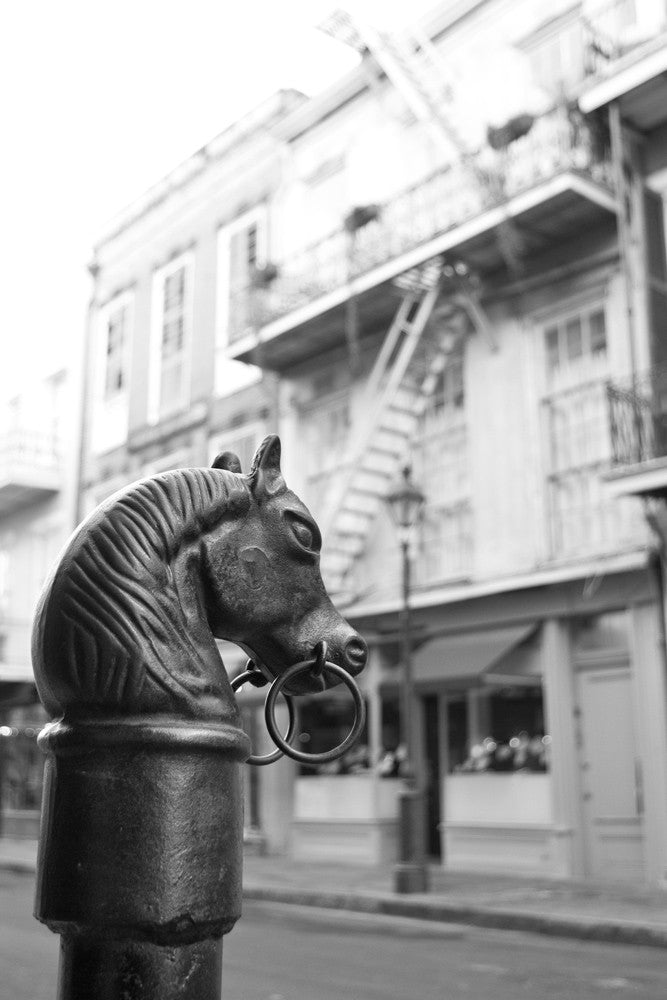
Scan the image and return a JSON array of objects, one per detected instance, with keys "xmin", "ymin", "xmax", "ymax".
[{"xmin": 413, "ymin": 624, "xmax": 536, "ymax": 685}]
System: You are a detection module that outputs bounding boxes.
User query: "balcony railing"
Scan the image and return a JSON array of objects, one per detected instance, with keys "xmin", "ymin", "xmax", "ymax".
[
  {"xmin": 583, "ymin": 0, "xmax": 660, "ymax": 78},
  {"xmin": 0, "ymin": 428, "xmax": 59, "ymax": 476},
  {"xmin": 229, "ymin": 106, "xmax": 612, "ymax": 342},
  {"xmin": 0, "ymin": 428, "xmax": 61, "ymax": 508},
  {"xmin": 608, "ymin": 368, "xmax": 667, "ymax": 466},
  {"xmin": 544, "ymin": 377, "xmax": 645, "ymax": 557}
]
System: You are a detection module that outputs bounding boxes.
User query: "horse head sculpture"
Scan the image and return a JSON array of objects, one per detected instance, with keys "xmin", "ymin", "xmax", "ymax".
[{"xmin": 32, "ymin": 434, "xmax": 367, "ymax": 725}]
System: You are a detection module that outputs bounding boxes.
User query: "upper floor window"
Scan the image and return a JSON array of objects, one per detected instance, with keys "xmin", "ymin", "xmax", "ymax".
[
  {"xmin": 302, "ymin": 390, "xmax": 350, "ymax": 515},
  {"xmin": 208, "ymin": 422, "xmax": 264, "ymax": 476},
  {"xmin": 218, "ymin": 208, "xmax": 267, "ymax": 346},
  {"xmin": 149, "ymin": 253, "xmax": 193, "ymax": 424},
  {"xmin": 104, "ymin": 303, "xmax": 130, "ymax": 399},
  {"xmin": 161, "ymin": 265, "xmax": 187, "ymax": 401},
  {"xmin": 431, "ymin": 348, "xmax": 465, "ymax": 415},
  {"xmin": 544, "ymin": 304, "xmax": 607, "ymax": 382},
  {"xmin": 90, "ymin": 291, "xmax": 133, "ymax": 456},
  {"xmin": 215, "ymin": 210, "xmax": 264, "ymax": 396},
  {"xmin": 519, "ymin": 9, "xmax": 586, "ymax": 97}
]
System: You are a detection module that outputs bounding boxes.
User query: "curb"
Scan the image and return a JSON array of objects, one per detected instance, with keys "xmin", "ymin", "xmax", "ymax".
[
  {"xmin": 4, "ymin": 857, "xmax": 667, "ymax": 950},
  {"xmin": 243, "ymin": 885, "xmax": 667, "ymax": 950}
]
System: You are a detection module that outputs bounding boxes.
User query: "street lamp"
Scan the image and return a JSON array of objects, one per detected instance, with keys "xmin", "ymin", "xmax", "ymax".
[{"xmin": 384, "ymin": 465, "xmax": 428, "ymax": 894}]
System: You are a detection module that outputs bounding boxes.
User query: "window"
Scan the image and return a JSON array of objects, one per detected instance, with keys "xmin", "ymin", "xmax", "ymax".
[
  {"xmin": 544, "ymin": 304, "xmax": 607, "ymax": 380},
  {"xmin": 542, "ymin": 301, "xmax": 642, "ymax": 557},
  {"xmin": 218, "ymin": 208, "xmax": 267, "ymax": 347},
  {"xmin": 104, "ymin": 304, "xmax": 129, "ymax": 399},
  {"xmin": 160, "ymin": 264, "xmax": 188, "ymax": 411},
  {"xmin": 149, "ymin": 253, "xmax": 193, "ymax": 423},
  {"xmin": 303, "ymin": 393, "xmax": 350, "ymax": 515},
  {"xmin": 414, "ymin": 341, "xmax": 472, "ymax": 582},
  {"xmin": 430, "ymin": 350, "xmax": 464, "ymax": 418},
  {"xmin": 520, "ymin": 9, "xmax": 586, "ymax": 96},
  {"xmin": 90, "ymin": 291, "xmax": 133, "ymax": 455},
  {"xmin": 141, "ymin": 449, "xmax": 190, "ymax": 476},
  {"xmin": 208, "ymin": 424, "xmax": 264, "ymax": 476},
  {"xmin": 215, "ymin": 210, "xmax": 264, "ymax": 396}
]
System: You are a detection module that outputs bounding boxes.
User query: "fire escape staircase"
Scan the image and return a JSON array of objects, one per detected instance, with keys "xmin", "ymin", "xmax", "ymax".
[
  {"xmin": 313, "ymin": 10, "xmax": 510, "ymax": 599},
  {"xmin": 318, "ymin": 258, "xmax": 471, "ymax": 597}
]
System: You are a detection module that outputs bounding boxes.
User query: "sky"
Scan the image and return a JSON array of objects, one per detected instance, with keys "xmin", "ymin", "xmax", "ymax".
[{"xmin": 0, "ymin": 0, "xmax": 442, "ymax": 404}]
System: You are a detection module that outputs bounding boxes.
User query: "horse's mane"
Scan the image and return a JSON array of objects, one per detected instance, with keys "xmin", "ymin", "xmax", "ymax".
[{"xmin": 36, "ymin": 467, "xmax": 251, "ymax": 719}]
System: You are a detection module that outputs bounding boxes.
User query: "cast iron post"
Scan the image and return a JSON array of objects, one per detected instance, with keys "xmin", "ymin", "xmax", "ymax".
[
  {"xmin": 31, "ymin": 436, "xmax": 367, "ymax": 999},
  {"xmin": 385, "ymin": 466, "xmax": 428, "ymax": 894}
]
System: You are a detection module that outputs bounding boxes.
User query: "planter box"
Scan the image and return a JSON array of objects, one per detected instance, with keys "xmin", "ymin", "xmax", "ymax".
[
  {"xmin": 445, "ymin": 772, "xmax": 552, "ymax": 825},
  {"xmin": 292, "ymin": 775, "xmax": 401, "ymax": 864},
  {"xmin": 442, "ymin": 773, "xmax": 556, "ymax": 875}
]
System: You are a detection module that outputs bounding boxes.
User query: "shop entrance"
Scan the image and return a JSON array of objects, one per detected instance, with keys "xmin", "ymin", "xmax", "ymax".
[{"xmin": 575, "ymin": 662, "xmax": 645, "ymax": 882}]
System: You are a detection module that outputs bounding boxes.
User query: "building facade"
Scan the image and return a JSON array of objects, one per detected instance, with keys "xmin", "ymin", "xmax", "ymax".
[
  {"xmin": 83, "ymin": 0, "xmax": 667, "ymax": 885},
  {"xmin": 0, "ymin": 370, "xmax": 79, "ymax": 836}
]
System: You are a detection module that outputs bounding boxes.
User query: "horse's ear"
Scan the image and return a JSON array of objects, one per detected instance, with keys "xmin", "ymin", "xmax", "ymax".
[
  {"xmin": 248, "ymin": 435, "xmax": 286, "ymax": 498},
  {"xmin": 212, "ymin": 451, "xmax": 242, "ymax": 473}
]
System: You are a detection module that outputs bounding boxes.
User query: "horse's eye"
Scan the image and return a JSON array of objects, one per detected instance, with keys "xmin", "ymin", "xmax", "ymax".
[
  {"xmin": 291, "ymin": 521, "xmax": 314, "ymax": 550},
  {"xmin": 285, "ymin": 511, "xmax": 321, "ymax": 553}
]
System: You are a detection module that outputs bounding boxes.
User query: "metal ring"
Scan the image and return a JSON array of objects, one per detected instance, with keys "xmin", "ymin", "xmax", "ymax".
[
  {"xmin": 264, "ymin": 660, "xmax": 366, "ymax": 765},
  {"xmin": 231, "ymin": 670, "xmax": 297, "ymax": 767},
  {"xmin": 311, "ymin": 640, "xmax": 328, "ymax": 678}
]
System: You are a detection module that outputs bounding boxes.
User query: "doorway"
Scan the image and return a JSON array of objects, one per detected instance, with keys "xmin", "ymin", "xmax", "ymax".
[{"xmin": 575, "ymin": 662, "xmax": 645, "ymax": 882}]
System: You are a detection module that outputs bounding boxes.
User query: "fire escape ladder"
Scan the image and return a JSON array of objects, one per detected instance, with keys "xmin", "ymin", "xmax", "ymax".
[{"xmin": 318, "ymin": 259, "xmax": 471, "ymax": 597}]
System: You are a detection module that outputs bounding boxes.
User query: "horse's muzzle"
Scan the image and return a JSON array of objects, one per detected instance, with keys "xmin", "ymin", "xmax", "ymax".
[{"xmin": 341, "ymin": 635, "xmax": 368, "ymax": 676}]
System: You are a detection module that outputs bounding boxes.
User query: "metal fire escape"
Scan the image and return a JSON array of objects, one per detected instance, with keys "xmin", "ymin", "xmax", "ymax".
[
  {"xmin": 317, "ymin": 258, "xmax": 472, "ymax": 595},
  {"xmin": 315, "ymin": 9, "xmax": 510, "ymax": 598}
]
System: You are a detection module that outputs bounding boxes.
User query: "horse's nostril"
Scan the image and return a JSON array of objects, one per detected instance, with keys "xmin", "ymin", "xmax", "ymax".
[{"xmin": 343, "ymin": 635, "xmax": 368, "ymax": 674}]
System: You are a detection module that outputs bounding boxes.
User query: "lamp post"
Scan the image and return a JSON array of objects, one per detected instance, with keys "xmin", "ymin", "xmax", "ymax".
[{"xmin": 384, "ymin": 465, "xmax": 428, "ymax": 894}]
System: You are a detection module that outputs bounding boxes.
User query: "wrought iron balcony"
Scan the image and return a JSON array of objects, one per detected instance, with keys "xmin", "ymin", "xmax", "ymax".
[
  {"xmin": 607, "ymin": 369, "xmax": 667, "ymax": 468},
  {"xmin": 579, "ymin": 0, "xmax": 667, "ymax": 131},
  {"xmin": 0, "ymin": 428, "xmax": 61, "ymax": 515},
  {"xmin": 228, "ymin": 106, "xmax": 613, "ymax": 360},
  {"xmin": 582, "ymin": 0, "xmax": 664, "ymax": 78}
]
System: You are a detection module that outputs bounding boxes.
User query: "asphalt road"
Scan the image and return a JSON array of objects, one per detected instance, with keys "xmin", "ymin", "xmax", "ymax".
[{"xmin": 3, "ymin": 870, "xmax": 667, "ymax": 1000}]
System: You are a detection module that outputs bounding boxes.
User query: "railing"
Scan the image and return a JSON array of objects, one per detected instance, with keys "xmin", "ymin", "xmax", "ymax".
[
  {"xmin": 0, "ymin": 427, "xmax": 60, "ymax": 482},
  {"xmin": 544, "ymin": 377, "xmax": 645, "ymax": 557},
  {"xmin": 583, "ymin": 0, "xmax": 654, "ymax": 77},
  {"xmin": 229, "ymin": 106, "xmax": 612, "ymax": 341},
  {"xmin": 608, "ymin": 367, "xmax": 667, "ymax": 466}
]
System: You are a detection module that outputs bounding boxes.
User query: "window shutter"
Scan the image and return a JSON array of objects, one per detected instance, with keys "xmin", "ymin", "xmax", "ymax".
[
  {"xmin": 159, "ymin": 265, "xmax": 188, "ymax": 417},
  {"xmin": 643, "ymin": 188, "xmax": 667, "ymax": 450},
  {"xmin": 644, "ymin": 188, "xmax": 667, "ymax": 361}
]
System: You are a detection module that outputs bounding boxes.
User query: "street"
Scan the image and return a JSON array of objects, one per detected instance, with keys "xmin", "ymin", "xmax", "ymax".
[{"xmin": 3, "ymin": 871, "xmax": 667, "ymax": 1000}]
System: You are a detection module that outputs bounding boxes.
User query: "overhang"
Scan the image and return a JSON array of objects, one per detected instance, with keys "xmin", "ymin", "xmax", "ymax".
[
  {"xmin": 579, "ymin": 38, "xmax": 667, "ymax": 131},
  {"xmin": 604, "ymin": 455, "xmax": 667, "ymax": 500},
  {"xmin": 412, "ymin": 624, "xmax": 535, "ymax": 685},
  {"xmin": 230, "ymin": 171, "xmax": 617, "ymax": 371}
]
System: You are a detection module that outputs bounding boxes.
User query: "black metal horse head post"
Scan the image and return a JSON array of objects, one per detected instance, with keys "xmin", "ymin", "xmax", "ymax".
[{"xmin": 32, "ymin": 435, "xmax": 367, "ymax": 1000}]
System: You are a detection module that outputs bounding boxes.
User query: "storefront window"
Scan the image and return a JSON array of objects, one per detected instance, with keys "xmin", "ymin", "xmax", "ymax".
[
  {"xmin": 296, "ymin": 694, "xmax": 369, "ymax": 776},
  {"xmin": 450, "ymin": 686, "xmax": 550, "ymax": 774}
]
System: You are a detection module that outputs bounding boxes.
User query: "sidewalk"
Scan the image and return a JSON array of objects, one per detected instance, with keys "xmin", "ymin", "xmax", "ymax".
[{"xmin": 3, "ymin": 837, "xmax": 667, "ymax": 949}]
